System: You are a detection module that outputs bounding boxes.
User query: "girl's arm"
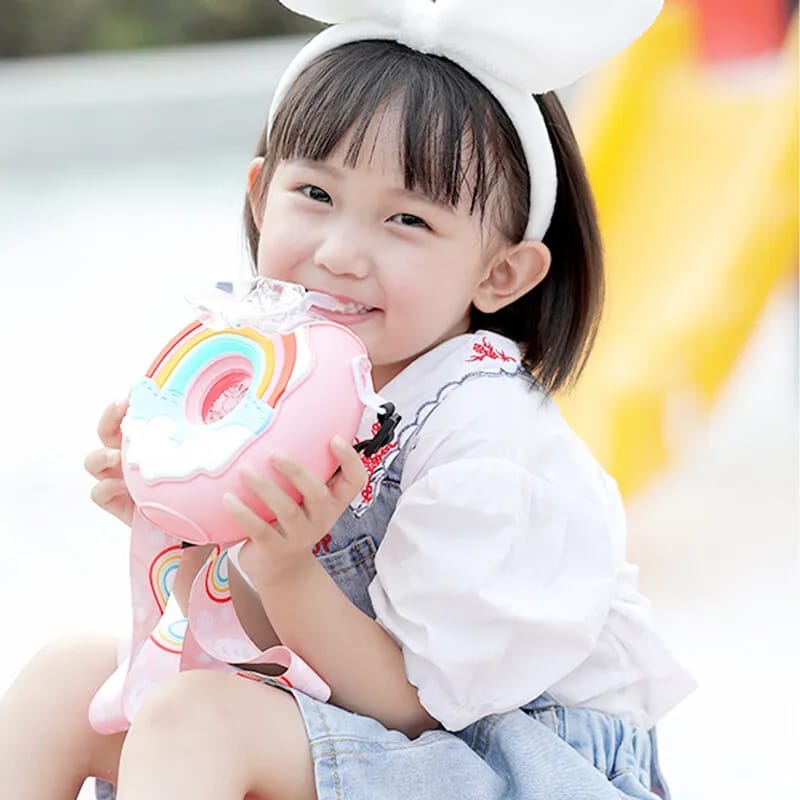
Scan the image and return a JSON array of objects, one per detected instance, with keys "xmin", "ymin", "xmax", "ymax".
[
  {"xmin": 255, "ymin": 554, "xmax": 437, "ymax": 738},
  {"xmin": 226, "ymin": 438, "xmax": 439, "ymax": 739}
]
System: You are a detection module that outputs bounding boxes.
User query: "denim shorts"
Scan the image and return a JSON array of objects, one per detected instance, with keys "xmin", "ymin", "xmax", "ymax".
[
  {"xmin": 291, "ymin": 689, "xmax": 670, "ymax": 800},
  {"xmin": 94, "ymin": 685, "xmax": 669, "ymax": 800}
]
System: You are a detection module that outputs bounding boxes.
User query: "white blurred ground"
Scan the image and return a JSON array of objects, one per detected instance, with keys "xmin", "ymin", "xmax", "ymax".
[{"xmin": 0, "ymin": 39, "xmax": 797, "ymax": 799}]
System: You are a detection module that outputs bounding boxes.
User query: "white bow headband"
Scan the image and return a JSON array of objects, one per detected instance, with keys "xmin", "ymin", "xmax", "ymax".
[{"xmin": 269, "ymin": 0, "xmax": 662, "ymax": 239}]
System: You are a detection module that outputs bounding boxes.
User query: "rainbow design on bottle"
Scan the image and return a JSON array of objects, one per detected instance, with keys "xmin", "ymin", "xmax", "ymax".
[
  {"xmin": 124, "ymin": 323, "xmax": 310, "ymax": 483},
  {"xmin": 121, "ymin": 319, "xmax": 367, "ymax": 546}
]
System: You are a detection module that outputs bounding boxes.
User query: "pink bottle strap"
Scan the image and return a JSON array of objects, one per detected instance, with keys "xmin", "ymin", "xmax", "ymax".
[{"xmin": 88, "ymin": 514, "xmax": 330, "ymax": 735}]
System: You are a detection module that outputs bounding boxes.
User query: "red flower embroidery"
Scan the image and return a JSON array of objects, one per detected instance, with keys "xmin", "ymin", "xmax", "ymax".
[
  {"xmin": 359, "ymin": 421, "xmax": 398, "ymax": 504},
  {"xmin": 313, "ymin": 533, "xmax": 333, "ymax": 556},
  {"xmin": 467, "ymin": 336, "xmax": 516, "ymax": 363}
]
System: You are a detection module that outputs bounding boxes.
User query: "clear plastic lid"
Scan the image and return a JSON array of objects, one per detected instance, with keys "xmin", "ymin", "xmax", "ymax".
[{"xmin": 185, "ymin": 278, "xmax": 339, "ymax": 333}]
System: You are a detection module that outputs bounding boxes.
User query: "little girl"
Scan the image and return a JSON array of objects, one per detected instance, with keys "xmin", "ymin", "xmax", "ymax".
[{"xmin": 0, "ymin": 1, "xmax": 696, "ymax": 798}]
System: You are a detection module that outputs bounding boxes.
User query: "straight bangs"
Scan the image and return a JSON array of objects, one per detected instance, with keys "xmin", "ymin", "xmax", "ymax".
[{"xmin": 264, "ymin": 40, "xmax": 520, "ymax": 221}]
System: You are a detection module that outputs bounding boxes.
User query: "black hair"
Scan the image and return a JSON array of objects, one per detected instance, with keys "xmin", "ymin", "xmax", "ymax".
[{"xmin": 245, "ymin": 40, "xmax": 603, "ymax": 394}]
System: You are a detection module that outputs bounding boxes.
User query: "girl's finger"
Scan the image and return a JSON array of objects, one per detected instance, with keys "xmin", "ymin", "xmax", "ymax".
[
  {"xmin": 84, "ymin": 447, "xmax": 122, "ymax": 480},
  {"xmin": 223, "ymin": 491, "xmax": 284, "ymax": 540},
  {"xmin": 270, "ymin": 454, "xmax": 331, "ymax": 509},
  {"xmin": 97, "ymin": 399, "xmax": 128, "ymax": 449},
  {"xmin": 90, "ymin": 478, "xmax": 128, "ymax": 506},
  {"xmin": 90, "ymin": 479, "xmax": 134, "ymax": 525},
  {"xmin": 106, "ymin": 496, "xmax": 135, "ymax": 526},
  {"xmin": 329, "ymin": 436, "xmax": 368, "ymax": 501},
  {"xmin": 240, "ymin": 467, "xmax": 305, "ymax": 530}
]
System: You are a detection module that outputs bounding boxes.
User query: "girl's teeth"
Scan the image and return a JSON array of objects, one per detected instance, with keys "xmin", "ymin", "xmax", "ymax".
[{"xmin": 333, "ymin": 302, "xmax": 374, "ymax": 314}]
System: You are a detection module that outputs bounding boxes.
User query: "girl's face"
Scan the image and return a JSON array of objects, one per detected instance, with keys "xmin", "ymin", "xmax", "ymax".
[{"xmin": 251, "ymin": 109, "xmax": 502, "ymax": 390}]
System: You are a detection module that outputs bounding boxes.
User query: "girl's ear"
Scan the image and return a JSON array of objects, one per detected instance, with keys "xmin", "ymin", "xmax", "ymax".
[
  {"xmin": 472, "ymin": 240, "xmax": 551, "ymax": 313},
  {"xmin": 247, "ymin": 157, "xmax": 266, "ymax": 230}
]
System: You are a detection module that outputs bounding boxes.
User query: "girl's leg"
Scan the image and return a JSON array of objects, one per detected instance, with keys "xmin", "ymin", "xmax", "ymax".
[
  {"xmin": 116, "ymin": 670, "xmax": 316, "ymax": 800},
  {"xmin": 0, "ymin": 633, "xmax": 127, "ymax": 800}
]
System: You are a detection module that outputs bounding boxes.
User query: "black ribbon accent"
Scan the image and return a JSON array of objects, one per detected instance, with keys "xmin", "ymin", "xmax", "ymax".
[{"xmin": 354, "ymin": 403, "xmax": 401, "ymax": 457}]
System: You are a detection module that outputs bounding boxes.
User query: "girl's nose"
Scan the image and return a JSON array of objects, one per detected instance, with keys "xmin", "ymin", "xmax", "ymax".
[{"xmin": 313, "ymin": 227, "xmax": 372, "ymax": 279}]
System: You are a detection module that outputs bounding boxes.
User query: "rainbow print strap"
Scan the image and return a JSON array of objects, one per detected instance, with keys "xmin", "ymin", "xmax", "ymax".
[{"xmin": 88, "ymin": 512, "xmax": 331, "ymax": 734}]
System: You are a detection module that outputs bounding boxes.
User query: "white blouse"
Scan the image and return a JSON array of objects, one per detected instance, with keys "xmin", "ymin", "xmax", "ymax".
[{"xmin": 366, "ymin": 331, "xmax": 695, "ymax": 732}]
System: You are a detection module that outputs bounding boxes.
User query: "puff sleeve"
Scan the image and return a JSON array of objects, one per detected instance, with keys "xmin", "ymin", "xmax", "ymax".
[{"xmin": 368, "ymin": 457, "xmax": 619, "ymax": 732}]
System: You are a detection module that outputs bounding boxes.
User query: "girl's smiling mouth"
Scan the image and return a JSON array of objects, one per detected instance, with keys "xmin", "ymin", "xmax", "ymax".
[
  {"xmin": 308, "ymin": 292, "xmax": 379, "ymax": 318},
  {"xmin": 311, "ymin": 305, "xmax": 382, "ymax": 325}
]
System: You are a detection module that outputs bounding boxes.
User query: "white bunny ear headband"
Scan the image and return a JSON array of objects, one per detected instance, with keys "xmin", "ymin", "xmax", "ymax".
[{"xmin": 270, "ymin": 0, "xmax": 663, "ymax": 240}]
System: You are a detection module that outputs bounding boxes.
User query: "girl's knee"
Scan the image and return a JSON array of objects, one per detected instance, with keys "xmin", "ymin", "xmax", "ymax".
[
  {"xmin": 30, "ymin": 632, "xmax": 117, "ymax": 672},
  {"xmin": 128, "ymin": 671, "xmax": 293, "ymax": 749},
  {"xmin": 7, "ymin": 633, "xmax": 117, "ymax": 702},
  {"xmin": 1, "ymin": 633, "xmax": 125, "ymax": 783},
  {"xmin": 128, "ymin": 670, "xmax": 237, "ymax": 740}
]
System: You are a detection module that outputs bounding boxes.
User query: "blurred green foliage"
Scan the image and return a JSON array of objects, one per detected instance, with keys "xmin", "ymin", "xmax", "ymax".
[{"xmin": 0, "ymin": 0, "xmax": 321, "ymax": 58}]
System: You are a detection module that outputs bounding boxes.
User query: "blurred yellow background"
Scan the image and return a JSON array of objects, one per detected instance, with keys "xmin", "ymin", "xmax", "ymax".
[{"xmin": 562, "ymin": 0, "xmax": 798, "ymax": 496}]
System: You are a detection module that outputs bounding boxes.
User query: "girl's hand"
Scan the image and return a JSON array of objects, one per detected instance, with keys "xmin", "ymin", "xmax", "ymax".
[
  {"xmin": 224, "ymin": 436, "xmax": 367, "ymax": 587},
  {"xmin": 84, "ymin": 399, "xmax": 134, "ymax": 526}
]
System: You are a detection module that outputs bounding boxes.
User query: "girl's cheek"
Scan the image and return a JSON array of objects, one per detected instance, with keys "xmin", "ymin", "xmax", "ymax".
[
  {"xmin": 257, "ymin": 237, "xmax": 304, "ymax": 280},
  {"xmin": 257, "ymin": 255, "xmax": 288, "ymax": 280},
  {"xmin": 255, "ymin": 238, "xmax": 281, "ymax": 278}
]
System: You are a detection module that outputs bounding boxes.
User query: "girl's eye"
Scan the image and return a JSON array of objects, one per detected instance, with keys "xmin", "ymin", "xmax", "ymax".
[
  {"xmin": 300, "ymin": 185, "xmax": 332, "ymax": 204},
  {"xmin": 390, "ymin": 213, "xmax": 431, "ymax": 230}
]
